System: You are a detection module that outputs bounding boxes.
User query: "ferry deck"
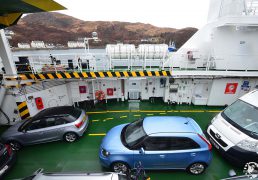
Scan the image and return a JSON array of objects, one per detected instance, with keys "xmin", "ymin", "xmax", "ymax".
[{"xmin": 2, "ymin": 100, "xmax": 241, "ymax": 180}]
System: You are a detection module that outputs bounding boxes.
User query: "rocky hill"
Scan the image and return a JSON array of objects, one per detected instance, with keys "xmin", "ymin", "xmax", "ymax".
[{"xmin": 7, "ymin": 12, "xmax": 198, "ymax": 48}]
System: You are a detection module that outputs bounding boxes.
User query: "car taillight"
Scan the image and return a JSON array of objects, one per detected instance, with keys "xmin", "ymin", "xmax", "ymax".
[
  {"xmin": 75, "ymin": 121, "xmax": 83, "ymax": 128},
  {"xmin": 5, "ymin": 144, "xmax": 12, "ymax": 155},
  {"xmin": 198, "ymin": 134, "xmax": 212, "ymax": 151}
]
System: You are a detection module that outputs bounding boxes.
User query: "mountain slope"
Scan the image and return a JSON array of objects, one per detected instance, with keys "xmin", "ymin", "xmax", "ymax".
[{"xmin": 7, "ymin": 12, "xmax": 198, "ymax": 48}]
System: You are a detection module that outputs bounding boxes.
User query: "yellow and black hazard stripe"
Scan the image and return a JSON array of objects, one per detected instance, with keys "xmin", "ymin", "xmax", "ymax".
[
  {"xmin": 5, "ymin": 70, "xmax": 172, "ymax": 81},
  {"xmin": 16, "ymin": 101, "xmax": 30, "ymax": 120}
]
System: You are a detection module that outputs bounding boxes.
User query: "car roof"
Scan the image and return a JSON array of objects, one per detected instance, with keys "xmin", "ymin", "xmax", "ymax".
[
  {"xmin": 239, "ymin": 89, "xmax": 258, "ymax": 107},
  {"xmin": 32, "ymin": 106, "xmax": 79, "ymax": 119},
  {"xmin": 34, "ymin": 172, "xmax": 117, "ymax": 180},
  {"xmin": 143, "ymin": 116, "xmax": 202, "ymax": 135}
]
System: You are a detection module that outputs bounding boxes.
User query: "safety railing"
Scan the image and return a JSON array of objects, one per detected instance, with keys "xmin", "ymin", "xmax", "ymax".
[
  {"xmin": 12, "ymin": 52, "xmax": 169, "ymax": 74},
  {"xmin": 219, "ymin": 0, "xmax": 258, "ymax": 17},
  {"xmin": 170, "ymin": 53, "xmax": 258, "ymax": 72},
  {"xmin": 246, "ymin": 0, "xmax": 258, "ymax": 15},
  {"xmin": 11, "ymin": 52, "xmax": 258, "ymax": 75}
]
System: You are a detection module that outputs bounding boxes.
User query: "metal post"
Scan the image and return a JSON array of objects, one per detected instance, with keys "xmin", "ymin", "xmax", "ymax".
[
  {"xmin": 144, "ymin": 47, "xmax": 147, "ymax": 70},
  {"xmin": 0, "ymin": 30, "xmax": 17, "ymax": 75}
]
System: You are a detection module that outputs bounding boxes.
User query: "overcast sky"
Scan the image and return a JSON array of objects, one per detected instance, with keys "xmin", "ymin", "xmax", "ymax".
[{"xmin": 54, "ymin": 0, "xmax": 210, "ymax": 29}]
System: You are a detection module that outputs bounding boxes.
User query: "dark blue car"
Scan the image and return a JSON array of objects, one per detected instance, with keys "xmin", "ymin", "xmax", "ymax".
[{"xmin": 99, "ymin": 116, "xmax": 212, "ymax": 175}]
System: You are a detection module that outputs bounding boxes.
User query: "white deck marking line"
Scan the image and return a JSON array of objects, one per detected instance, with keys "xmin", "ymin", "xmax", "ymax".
[{"xmin": 120, "ymin": 116, "xmax": 127, "ymax": 118}]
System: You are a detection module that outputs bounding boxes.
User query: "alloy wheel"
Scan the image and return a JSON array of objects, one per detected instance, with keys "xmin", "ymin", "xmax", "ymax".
[
  {"xmin": 189, "ymin": 163, "xmax": 205, "ymax": 175},
  {"xmin": 65, "ymin": 132, "xmax": 77, "ymax": 142},
  {"xmin": 112, "ymin": 162, "xmax": 128, "ymax": 174}
]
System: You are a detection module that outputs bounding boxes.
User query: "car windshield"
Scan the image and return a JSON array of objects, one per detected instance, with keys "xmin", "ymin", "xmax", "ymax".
[
  {"xmin": 222, "ymin": 99, "xmax": 258, "ymax": 138},
  {"xmin": 124, "ymin": 118, "xmax": 147, "ymax": 148}
]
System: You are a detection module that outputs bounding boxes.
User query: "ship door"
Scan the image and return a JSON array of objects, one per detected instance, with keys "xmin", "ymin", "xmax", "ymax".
[{"xmin": 128, "ymin": 80, "xmax": 141, "ymax": 100}]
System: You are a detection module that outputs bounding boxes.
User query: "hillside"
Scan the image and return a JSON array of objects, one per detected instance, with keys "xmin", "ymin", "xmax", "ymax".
[{"xmin": 7, "ymin": 12, "xmax": 198, "ymax": 48}]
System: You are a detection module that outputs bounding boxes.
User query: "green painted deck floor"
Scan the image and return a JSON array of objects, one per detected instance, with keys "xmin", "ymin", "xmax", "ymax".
[{"xmin": 2, "ymin": 100, "xmax": 242, "ymax": 180}]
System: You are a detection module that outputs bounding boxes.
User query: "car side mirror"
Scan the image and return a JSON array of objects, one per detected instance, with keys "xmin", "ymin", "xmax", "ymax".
[{"xmin": 139, "ymin": 147, "xmax": 145, "ymax": 154}]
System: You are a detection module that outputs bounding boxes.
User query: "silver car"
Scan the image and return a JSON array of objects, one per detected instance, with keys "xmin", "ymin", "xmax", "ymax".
[
  {"xmin": 1, "ymin": 106, "xmax": 89, "ymax": 150},
  {"xmin": 19, "ymin": 169, "xmax": 127, "ymax": 180}
]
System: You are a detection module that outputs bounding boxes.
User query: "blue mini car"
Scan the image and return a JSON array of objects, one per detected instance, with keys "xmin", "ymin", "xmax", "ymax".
[{"xmin": 99, "ymin": 116, "xmax": 212, "ymax": 175}]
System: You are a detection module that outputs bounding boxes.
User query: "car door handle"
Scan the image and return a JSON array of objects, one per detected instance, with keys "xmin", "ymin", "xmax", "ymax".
[
  {"xmin": 191, "ymin": 153, "xmax": 196, "ymax": 156},
  {"xmin": 159, "ymin": 155, "xmax": 166, "ymax": 158}
]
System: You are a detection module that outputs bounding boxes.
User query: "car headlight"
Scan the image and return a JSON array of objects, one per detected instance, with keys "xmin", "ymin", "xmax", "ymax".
[
  {"xmin": 211, "ymin": 114, "xmax": 219, "ymax": 124},
  {"xmin": 102, "ymin": 148, "xmax": 110, "ymax": 157},
  {"xmin": 236, "ymin": 140, "xmax": 258, "ymax": 152}
]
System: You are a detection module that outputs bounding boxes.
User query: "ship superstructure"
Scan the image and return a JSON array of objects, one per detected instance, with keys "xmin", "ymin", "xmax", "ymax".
[{"xmin": 0, "ymin": 0, "xmax": 258, "ymax": 124}]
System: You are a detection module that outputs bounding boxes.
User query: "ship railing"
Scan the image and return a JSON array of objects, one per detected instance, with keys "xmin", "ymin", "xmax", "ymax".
[
  {"xmin": 11, "ymin": 52, "xmax": 258, "ymax": 75},
  {"xmin": 170, "ymin": 53, "xmax": 258, "ymax": 72},
  {"xmin": 245, "ymin": 0, "xmax": 258, "ymax": 15},
  {"xmin": 219, "ymin": 0, "xmax": 258, "ymax": 17},
  {"xmin": 12, "ymin": 52, "xmax": 169, "ymax": 74}
]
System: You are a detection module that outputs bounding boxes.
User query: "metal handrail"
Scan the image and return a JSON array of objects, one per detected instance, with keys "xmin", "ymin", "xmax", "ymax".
[{"xmin": 11, "ymin": 52, "xmax": 258, "ymax": 74}]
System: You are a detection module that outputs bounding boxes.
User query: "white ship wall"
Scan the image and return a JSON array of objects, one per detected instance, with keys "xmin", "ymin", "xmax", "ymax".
[
  {"xmin": 2, "ymin": 76, "xmax": 258, "ymax": 125},
  {"xmin": 140, "ymin": 78, "xmax": 166, "ymax": 100},
  {"xmin": 171, "ymin": 26, "xmax": 212, "ymax": 69},
  {"xmin": 171, "ymin": 0, "xmax": 258, "ymax": 70},
  {"xmin": 68, "ymin": 79, "xmax": 123, "ymax": 103},
  {"xmin": 172, "ymin": 24, "xmax": 258, "ymax": 70},
  {"xmin": 211, "ymin": 26, "xmax": 258, "ymax": 70},
  {"xmin": 163, "ymin": 77, "xmax": 258, "ymax": 106},
  {"xmin": 25, "ymin": 84, "xmax": 71, "ymax": 117},
  {"xmin": 164, "ymin": 78, "xmax": 194, "ymax": 104},
  {"xmin": 207, "ymin": 78, "xmax": 258, "ymax": 106},
  {"xmin": 67, "ymin": 81, "xmax": 92, "ymax": 103}
]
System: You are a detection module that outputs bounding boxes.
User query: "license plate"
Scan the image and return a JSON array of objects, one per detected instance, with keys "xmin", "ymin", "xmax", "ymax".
[{"xmin": 209, "ymin": 138, "xmax": 220, "ymax": 149}]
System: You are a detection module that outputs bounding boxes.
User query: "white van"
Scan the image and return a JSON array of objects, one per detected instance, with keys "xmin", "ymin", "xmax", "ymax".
[{"xmin": 206, "ymin": 89, "xmax": 258, "ymax": 166}]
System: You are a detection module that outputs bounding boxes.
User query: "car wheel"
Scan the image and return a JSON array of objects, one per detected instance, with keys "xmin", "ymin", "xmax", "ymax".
[
  {"xmin": 8, "ymin": 141, "xmax": 22, "ymax": 151},
  {"xmin": 64, "ymin": 132, "xmax": 78, "ymax": 143},
  {"xmin": 187, "ymin": 162, "xmax": 206, "ymax": 175},
  {"xmin": 111, "ymin": 162, "xmax": 129, "ymax": 174}
]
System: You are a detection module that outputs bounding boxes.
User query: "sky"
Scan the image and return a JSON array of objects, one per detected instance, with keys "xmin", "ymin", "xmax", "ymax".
[{"xmin": 54, "ymin": 0, "xmax": 210, "ymax": 29}]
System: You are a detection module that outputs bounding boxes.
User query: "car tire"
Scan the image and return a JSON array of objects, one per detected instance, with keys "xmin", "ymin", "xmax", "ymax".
[
  {"xmin": 111, "ymin": 162, "xmax": 129, "ymax": 174},
  {"xmin": 8, "ymin": 141, "xmax": 22, "ymax": 151},
  {"xmin": 64, "ymin": 132, "xmax": 78, "ymax": 143},
  {"xmin": 187, "ymin": 162, "xmax": 206, "ymax": 175}
]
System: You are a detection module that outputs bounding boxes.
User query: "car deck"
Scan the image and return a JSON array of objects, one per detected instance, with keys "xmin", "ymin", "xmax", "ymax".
[{"xmin": 1, "ymin": 100, "xmax": 242, "ymax": 180}]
